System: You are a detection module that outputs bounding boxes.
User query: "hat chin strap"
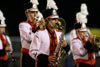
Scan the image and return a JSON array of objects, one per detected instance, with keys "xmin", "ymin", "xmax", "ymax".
[
  {"xmin": 27, "ymin": 12, "xmax": 33, "ymax": 22},
  {"xmin": 49, "ymin": 22, "xmax": 54, "ymax": 28}
]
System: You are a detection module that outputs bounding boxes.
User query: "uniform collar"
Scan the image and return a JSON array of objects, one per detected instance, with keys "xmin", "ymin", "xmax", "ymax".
[{"xmin": 47, "ymin": 26, "xmax": 55, "ymax": 35}]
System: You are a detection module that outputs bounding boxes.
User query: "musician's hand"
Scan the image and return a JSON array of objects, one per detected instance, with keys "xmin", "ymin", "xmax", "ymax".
[
  {"xmin": 5, "ymin": 45, "xmax": 11, "ymax": 52},
  {"xmin": 48, "ymin": 56, "xmax": 56, "ymax": 64},
  {"xmin": 12, "ymin": 56, "xmax": 16, "ymax": 62},
  {"xmin": 10, "ymin": 52, "xmax": 16, "ymax": 62},
  {"xmin": 88, "ymin": 35, "xmax": 95, "ymax": 44},
  {"xmin": 62, "ymin": 40, "xmax": 67, "ymax": 47}
]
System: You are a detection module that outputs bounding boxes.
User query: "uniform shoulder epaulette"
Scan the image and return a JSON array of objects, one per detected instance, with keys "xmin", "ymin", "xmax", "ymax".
[{"xmin": 37, "ymin": 28, "xmax": 46, "ymax": 32}]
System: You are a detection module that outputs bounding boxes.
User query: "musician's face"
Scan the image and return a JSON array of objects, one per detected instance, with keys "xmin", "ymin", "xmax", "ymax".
[
  {"xmin": 27, "ymin": 11, "xmax": 38, "ymax": 22},
  {"xmin": 48, "ymin": 18, "xmax": 58, "ymax": 28},
  {"xmin": 30, "ymin": 11, "xmax": 38, "ymax": 20},
  {"xmin": 76, "ymin": 29, "xmax": 89, "ymax": 40},
  {"xmin": 0, "ymin": 27, "xmax": 5, "ymax": 34}
]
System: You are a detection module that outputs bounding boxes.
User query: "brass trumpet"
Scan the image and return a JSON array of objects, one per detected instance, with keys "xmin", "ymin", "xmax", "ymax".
[{"xmin": 91, "ymin": 36, "xmax": 100, "ymax": 52}]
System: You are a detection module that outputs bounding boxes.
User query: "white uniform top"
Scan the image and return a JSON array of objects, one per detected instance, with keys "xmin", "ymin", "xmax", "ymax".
[
  {"xmin": 0, "ymin": 35, "xmax": 13, "ymax": 52},
  {"xmin": 71, "ymin": 38, "xmax": 88, "ymax": 60},
  {"xmin": 70, "ymin": 29, "xmax": 77, "ymax": 41},
  {"xmin": 0, "ymin": 39, "xmax": 3, "ymax": 49},
  {"xmin": 70, "ymin": 30, "xmax": 95, "ymax": 60},
  {"xmin": 19, "ymin": 22, "xmax": 34, "ymax": 50},
  {"xmin": 29, "ymin": 29, "xmax": 63, "ymax": 60}
]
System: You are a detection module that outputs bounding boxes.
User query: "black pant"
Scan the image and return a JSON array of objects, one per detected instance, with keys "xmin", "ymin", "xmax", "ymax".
[
  {"xmin": 37, "ymin": 54, "xmax": 49, "ymax": 67},
  {"xmin": 75, "ymin": 63, "xmax": 95, "ymax": 67},
  {"xmin": 21, "ymin": 53, "xmax": 35, "ymax": 67},
  {"xmin": 37, "ymin": 60, "xmax": 48, "ymax": 67},
  {"xmin": 0, "ymin": 59, "xmax": 8, "ymax": 67}
]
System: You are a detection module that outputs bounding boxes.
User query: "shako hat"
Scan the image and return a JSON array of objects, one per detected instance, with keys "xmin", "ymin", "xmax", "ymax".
[
  {"xmin": 24, "ymin": 0, "xmax": 39, "ymax": 12},
  {"xmin": 44, "ymin": 0, "xmax": 59, "ymax": 19},
  {"xmin": 0, "ymin": 10, "xmax": 6, "ymax": 27}
]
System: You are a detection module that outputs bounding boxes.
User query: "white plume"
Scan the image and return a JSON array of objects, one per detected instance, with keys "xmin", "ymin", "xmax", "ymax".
[
  {"xmin": 82, "ymin": 23, "xmax": 86, "ymax": 28},
  {"xmin": 80, "ymin": 3, "xmax": 89, "ymax": 15},
  {"xmin": 30, "ymin": 0, "xmax": 39, "ymax": 5},
  {"xmin": 46, "ymin": 0, "xmax": 58, "ymax": 10},
  {"xmin": 0, "ymin": 10, "xmax": 3, "ymax": 17},
  {"xmin": 0, "ymin": 10, "xmax": 5, "ymax": 21},
  {"xmin": 75, "ymin": 3, "xmax": 89, "ymax": 28}
]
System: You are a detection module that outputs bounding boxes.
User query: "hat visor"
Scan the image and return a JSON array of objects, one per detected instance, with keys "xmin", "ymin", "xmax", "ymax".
[
  {"xmin": 29, "ymin": 8, "xmax": 38, "ymax": 12},
  {"xmin": 78, "ymin": 28, "xmax": 88, "ymax": 32},
  {"xmin": 47, "ymin": 15, "xmax": 59, "ymax": 19},
  {"xmin": 0, "ymin": 24, "xmax": 6, "ymax": 27}
]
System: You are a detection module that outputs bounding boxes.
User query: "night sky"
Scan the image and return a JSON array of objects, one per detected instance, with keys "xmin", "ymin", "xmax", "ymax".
[{"xmin": 0, "ymin": 0, "xmax": 100, "ymax": 36}]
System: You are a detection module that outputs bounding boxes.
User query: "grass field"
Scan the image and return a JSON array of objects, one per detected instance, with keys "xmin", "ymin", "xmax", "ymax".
[{"xmin": 89, "ymin": 28, "xmax": 100, "ymax": 37}]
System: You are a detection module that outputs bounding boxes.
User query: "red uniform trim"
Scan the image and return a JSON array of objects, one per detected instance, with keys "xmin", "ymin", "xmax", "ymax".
[
  {"xmin": 75, "ymin": 59, "xmax": 95, "ymax": 65},
  {"xmin": 21, "ymin": 20, "xmax": 36, "ymax": 30},
  {"xmin": 0, "ymin": 35, "xmax": 8, "ymax": 60},
  {"xmin": 56, "ymin": 30, "xmax": 62, "ymax": 32},
  {"xmin": 0, "ymin": 53, "xmax": 8, "ymax": 60},
  {"xmin": 75, "ymin": 52, "xmax": 95, "ymax": 65},
  {"xmin": 72, "ymin": 37, "xmax": 80, "ymax": 41},
  {"xmin": 48, "ymin": 31, "xmax": 57, "ymax": 56},
  {"xmin": 26, "ymin": 20, "xmax": 36, "ymax": 30},
  {"xmin": 76, "ymin": 63, "xmax": 79, "ymax": 67},
  {"xmin": 20, "ymin": 53, "xmax": 23, "ymax": 67},
  {"xmin": 0, "ymin": 35, "xmax": 7, "ymax": 48},
  {"xmin": 21, "ymin": 48, "xmax": 29, "ymax": 54}
]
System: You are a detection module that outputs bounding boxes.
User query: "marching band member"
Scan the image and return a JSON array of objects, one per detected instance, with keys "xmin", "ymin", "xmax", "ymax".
[
  {"xmin": 29, "ymin": 0, "xmax": 68, "ymax": 67},
  {"xmin": 70, "ymin": 3, "xmax": 96, "ymax": 67},
  {"xmin": 0, "ymin": 10, "xmax": 13, "ymax": 67},
  {"xmin": 70, "ymin": 3, "xmax": 89, "ymax": 41},
  {"xmin": 19, "ymin": 0, "xmax": 43, "ymax": 67}
]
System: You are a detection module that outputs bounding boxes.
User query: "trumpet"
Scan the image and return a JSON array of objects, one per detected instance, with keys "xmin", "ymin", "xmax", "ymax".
[
  {"xmin": 35, "ymin": 17, "xmax": 46, "ymax": 29},
  {"xmin": 34, "ymin": 16, "xmax": 40, "ymax": 23},
  {"xmin": 91, "ymin": 36, "xmax": 100, "ymax": 52}
]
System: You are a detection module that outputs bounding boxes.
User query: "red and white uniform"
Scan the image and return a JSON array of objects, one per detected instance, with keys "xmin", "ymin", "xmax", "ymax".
[
  {"xmin": 70, "ymin": 29, "xmax": 77, "ymax": 41},
  {"xmin": 19, "ymin": 21, "xmax": 34, "ymax": 53},
  {"xmin": 0, "ymin": 35, "xmax": 12, "ymax": 60},
  {"xmin": 70, "ymin": 30, "xmax": 96, "ymax": 65},
  {"xmin": 6, "ymin": 35, "xmax": 13, "ymax": 53},
  {"xmin": 29, "ymin": 29, "xmax": 63, "ymax": 60}
]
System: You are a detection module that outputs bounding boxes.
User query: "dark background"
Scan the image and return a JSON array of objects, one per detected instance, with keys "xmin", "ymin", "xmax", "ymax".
[
  {"xmin": 0, "ymin": 0, "xmax": 100, "ymax": 36},
  {"xmin": 0, "ymin": 1, "xmax": 100, "ymax": 67}
]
